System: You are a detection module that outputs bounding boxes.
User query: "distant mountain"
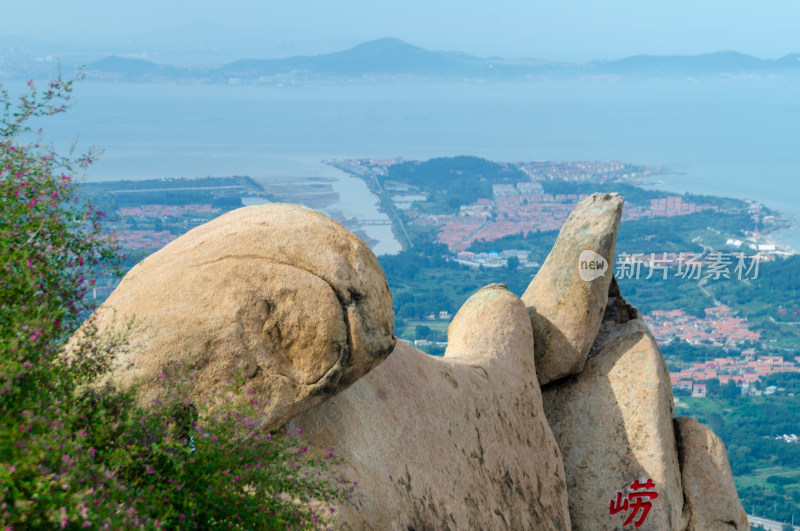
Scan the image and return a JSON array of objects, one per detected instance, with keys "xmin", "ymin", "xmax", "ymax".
[
  {"xmin": 589, "ymin": 51, "xmax": 776, "ymax": 77},
  {"xmin": 777, "ymin": 53, "xmax": 800, "ymax": 67},
  {"xmin": 84, "ymin": 39, "xmax": 800, "ymax": 83},
  {"xmin": 218, "ymin": 38, "xmax": 522, "ymax": 78},
  {"xmin": 88, "ymin": 56, "xmax": 181, "ymax": 77}
]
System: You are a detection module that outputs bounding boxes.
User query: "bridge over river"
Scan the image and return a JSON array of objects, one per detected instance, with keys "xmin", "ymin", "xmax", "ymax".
[{"xmin": 347, "ymin": 219, "xmax": 393, "ymax": 226}]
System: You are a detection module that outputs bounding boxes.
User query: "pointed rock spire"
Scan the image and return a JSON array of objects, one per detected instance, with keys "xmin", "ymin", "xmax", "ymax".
[{"xmin": 522, "ymin": 192, "xmax": 624, "ymax": 385}]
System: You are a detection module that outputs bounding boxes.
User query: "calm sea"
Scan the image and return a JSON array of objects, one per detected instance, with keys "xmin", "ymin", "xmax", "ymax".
[{"xmin": 13, "ymin": 78, "xmax": 800, "ymax": 254}]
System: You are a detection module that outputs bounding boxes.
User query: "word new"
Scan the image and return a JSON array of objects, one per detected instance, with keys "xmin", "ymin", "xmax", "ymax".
[
  {"xmin": 609, "ymin": 478, "xmax": 659, "ymax": 528},
  {"xmin": 578, "ymin": 250, "xmax": 609, "ymax": 282}
]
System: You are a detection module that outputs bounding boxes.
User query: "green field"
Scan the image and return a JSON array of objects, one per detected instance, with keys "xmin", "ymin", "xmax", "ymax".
[{"xmin": 676, "ymin": 395, "xmax": 800, "ymax": 522}]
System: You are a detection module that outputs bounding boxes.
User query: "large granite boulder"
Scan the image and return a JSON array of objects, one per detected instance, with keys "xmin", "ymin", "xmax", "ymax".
[
  {"xmin": 290, "ymin": 284, "xmax": 571, "ymax": 530},
  {"xmin": 542, "ymin": 317, "xmax": 686, "ymax": 531},
  {"xmin": 522, "ymin": 192, "xmax": 623, "ymax": 385},
  {"xmin": 675, "ymin": 417, "xmax": 749, "ymax": 530},
  {"xmin": 75, "ymin": 203, "xmax": 395, "ymax": 428}
]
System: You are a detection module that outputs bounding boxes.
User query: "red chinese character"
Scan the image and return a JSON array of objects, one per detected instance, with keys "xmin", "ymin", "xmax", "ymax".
[
  {"xmin": 630, "ymin": 478, "xmax": 655, "ymax": 491},
  {"xmin": 609, "ymin": 490, "xmax": 629, "ymax": 515},
  {"xmin": 609, "ymin": 478, "xmax": 659, "ymax": 528}
]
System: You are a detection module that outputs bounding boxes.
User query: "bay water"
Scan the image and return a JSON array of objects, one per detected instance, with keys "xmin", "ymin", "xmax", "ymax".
[{"xmin": 13, "ymin": 78, "xmax": 800, "ymax": 254}]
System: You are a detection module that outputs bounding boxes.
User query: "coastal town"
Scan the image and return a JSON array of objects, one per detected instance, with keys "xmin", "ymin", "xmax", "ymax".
[
  {"xmin": 82, "ymin": 160, "xmax": 798, "ymax": 376},
  {"xmin": 332, "ymin": 157, "xmax": 792, "ymax": 258},
  {"xmin": 670, "ymin": 353, "xmax": 800, "ymax": 397},
  {"xmin": 80, "ymin": 176, "xmax": 268, "ymax": 251},
  {"xmin": 644, "ymin": 306, "xmax": 800, "ymax": 396},
  {"xmin": 645, "ymin": 306, "xmax": 762, "ymax": 346},
  {"xmin": 414, "ymin": 186, "xmax": 722, "ymax": 251}
]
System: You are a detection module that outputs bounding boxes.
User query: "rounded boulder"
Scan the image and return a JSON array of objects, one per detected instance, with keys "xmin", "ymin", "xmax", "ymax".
[{"xmin": 81, "ymin": 203, "xmax": 395, "ymax": 428}]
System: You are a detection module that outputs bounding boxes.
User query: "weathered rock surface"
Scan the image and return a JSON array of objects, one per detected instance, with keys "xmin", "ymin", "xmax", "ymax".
[
  {"xmin": 522, "ymin": 192, "xmax": 623, "ymax": 385},
  {"xmin": 76, "ymin": 203, "xmax": 395, "ymax": 428},
  {"xmin": 71, "ymin": 193, "xmax": 751, "ymax": 530},
  {"xmin": 542, "ymin": 318, "xmax": 686, "ymax": 530},
  {"xmin": 290, "ymin": 284, "xmax": 571, "ymax": 530},
  {"xmin": 675, "ymin": 416, "xmax": 749, "ymax": 531}
]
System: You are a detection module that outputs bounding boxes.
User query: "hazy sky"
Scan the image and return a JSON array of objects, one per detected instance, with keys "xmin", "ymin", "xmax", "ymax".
[{"xmin": 3, "ymin": 0, "xmax": 800, "ymax": 61}]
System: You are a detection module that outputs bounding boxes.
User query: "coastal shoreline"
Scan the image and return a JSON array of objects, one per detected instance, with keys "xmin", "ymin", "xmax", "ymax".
[
  {"xmin": 641, "ymin": 171, "xmax": 799, "ymax": 255},
  {"xmin": 328, "ymin": 156, "xmax": 798, "ymax": 257}
]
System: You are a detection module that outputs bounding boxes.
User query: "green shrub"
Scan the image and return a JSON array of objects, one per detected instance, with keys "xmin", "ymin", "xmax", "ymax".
[{"xmin": 0, "ymin": 75, "xmax": 355, "ymax": 529}]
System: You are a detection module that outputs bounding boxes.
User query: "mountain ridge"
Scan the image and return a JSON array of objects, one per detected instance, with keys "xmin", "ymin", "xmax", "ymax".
[{"xmin": 84, "ymin": 38, "xmax": 800, "ymax": 81}]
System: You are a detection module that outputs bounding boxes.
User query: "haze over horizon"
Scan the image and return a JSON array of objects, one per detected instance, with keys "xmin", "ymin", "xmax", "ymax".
[{"xmin": 2, "ymin": 0, "xmax": 799, "ymax": 63}]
